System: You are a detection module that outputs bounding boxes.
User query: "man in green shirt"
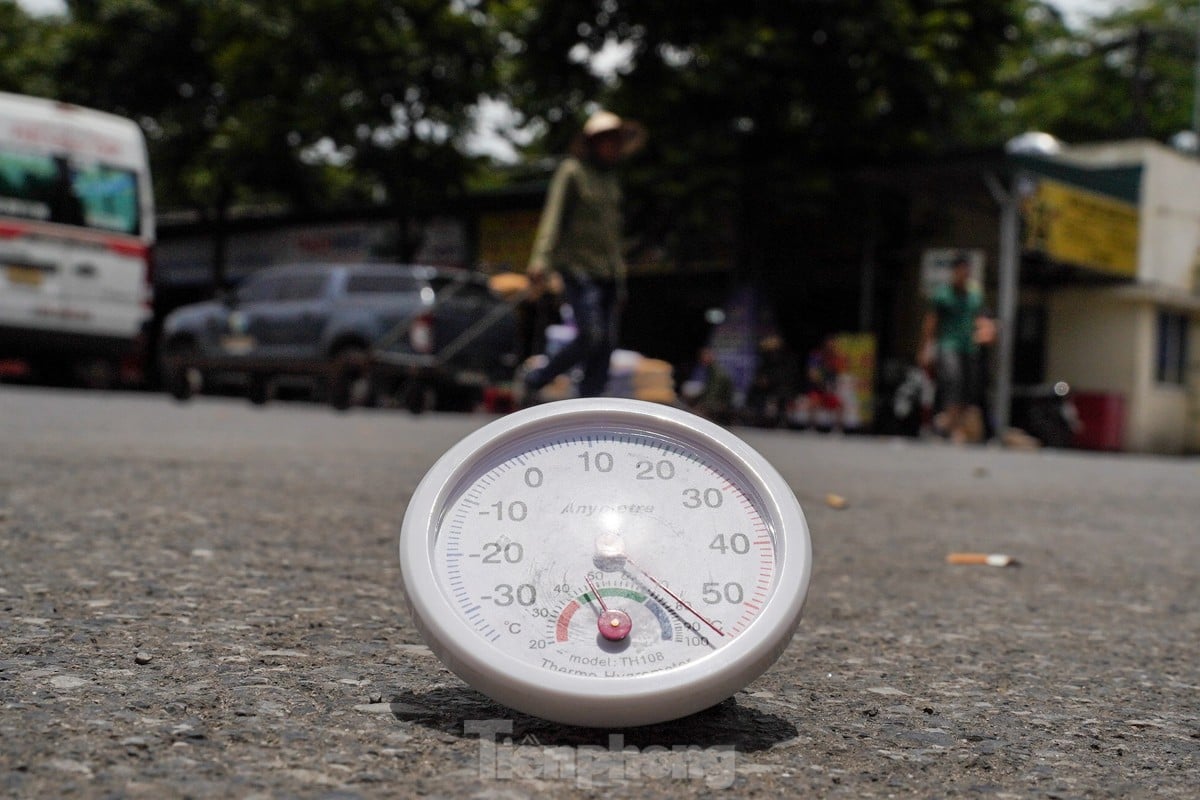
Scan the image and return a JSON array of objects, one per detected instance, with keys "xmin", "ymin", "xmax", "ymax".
[
  {"xmin": 920, "ymin": 254, "xmax": 994, "ymax": 442},
  {"xmin": 522, "ymin": 110, "xmax": 645, "ymax": 399}
]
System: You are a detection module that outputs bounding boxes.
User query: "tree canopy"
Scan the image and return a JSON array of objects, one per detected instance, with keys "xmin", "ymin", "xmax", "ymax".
[
  {"xmin": 5, "ymin": 1, "xmax": 502, "ymax": 240},
  {"xmin": 501, "ymin": 0, "xmax": 1037, "ymax": 273},
  {"xmin": 0, "ymin": 0, "xmax": 60, "ymax": 98},
  {"xmin": 997, "ymin": 0, "xmax": 1199, "ymax": 143},
  {"xmin": 0, "ymin": 0, "xmax": 1196, "ymax": 269}
]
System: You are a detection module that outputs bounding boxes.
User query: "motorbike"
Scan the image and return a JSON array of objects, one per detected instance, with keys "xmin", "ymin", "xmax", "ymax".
[{"xmin": 1010, "ymin": 381, "xmax": 1080, "ymax": 448}]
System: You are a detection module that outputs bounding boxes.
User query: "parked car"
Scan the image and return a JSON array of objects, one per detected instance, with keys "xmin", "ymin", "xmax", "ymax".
[{"xmin": 159, "ymin": 262, "xmax": 520, "ymax": 410}]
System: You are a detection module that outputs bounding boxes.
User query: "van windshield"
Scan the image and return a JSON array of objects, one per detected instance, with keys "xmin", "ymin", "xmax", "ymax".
[{"xmin": 0, "ymin": 147, "xmax": 141, "ymax": 235}]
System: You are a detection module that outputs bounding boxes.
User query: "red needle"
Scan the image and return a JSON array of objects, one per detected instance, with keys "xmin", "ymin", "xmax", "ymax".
[
  {"xmin": 584, "ymin": 576, "xmax": 608, "ymax": 611},
  {"xmin": 623, "ymin": 556, "xmax": 726, "ymax": 638},
  {"xmin": 585, "ymin": 576, "xmax": 632, "ymax": 641}
]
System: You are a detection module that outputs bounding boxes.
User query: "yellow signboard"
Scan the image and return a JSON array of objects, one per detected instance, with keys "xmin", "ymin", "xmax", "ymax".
[
  {"xmin": 1022, "ymin": 178, "xmax": 1139, "ymax": 277},
  {"xmin": 830, "ymin": 332, "xmax": 876, "ymax": 429}
]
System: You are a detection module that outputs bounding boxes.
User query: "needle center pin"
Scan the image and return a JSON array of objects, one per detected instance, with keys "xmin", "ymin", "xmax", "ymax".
[{"xmin": 598, "ymin": 609, "xmax": 633, "ymax": 641}]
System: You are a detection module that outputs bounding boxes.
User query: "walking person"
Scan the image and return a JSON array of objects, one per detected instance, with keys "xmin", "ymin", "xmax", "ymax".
[
  {"xmin": 919, "ymin": 253, "xmax": 995, "ymax": 443},
  {"xmin": 520, "ymin": 110, "xmax": 646, "ymax": 401}
]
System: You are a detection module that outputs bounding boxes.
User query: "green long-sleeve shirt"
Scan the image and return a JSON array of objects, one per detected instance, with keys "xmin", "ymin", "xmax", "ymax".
[{"xmin": 527, "ymin": 157, "xmax": 626, "ymax": 285}]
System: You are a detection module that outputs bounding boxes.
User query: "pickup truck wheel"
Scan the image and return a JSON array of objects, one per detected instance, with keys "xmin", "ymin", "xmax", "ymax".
[
  {"xmin": 330, "ymin": 346, "xmax": 371, "ymax": 411},
  {"xmin": 247, "ymin": 375, "xmax": 271, "ymax": 406},
  {"xmin": 162, "ymin": 342, "xmax": 197, "ymax": 401}
]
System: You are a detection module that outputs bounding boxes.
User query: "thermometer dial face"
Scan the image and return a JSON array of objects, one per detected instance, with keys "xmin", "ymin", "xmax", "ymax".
[{"xmin": 400, "ymin": 399, "xmax": 811, "ymax": 727}]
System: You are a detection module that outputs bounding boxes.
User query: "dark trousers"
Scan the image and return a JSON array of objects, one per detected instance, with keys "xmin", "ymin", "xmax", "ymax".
[{"xmin": 526, "ymin": 274, "xmax": 619, "ymax": 397}]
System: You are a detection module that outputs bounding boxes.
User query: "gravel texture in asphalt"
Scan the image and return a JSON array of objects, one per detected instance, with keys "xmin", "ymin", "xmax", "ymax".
[{"xmin": 1, "ymin": 387, "xmax": 1197, "ymax": 797}]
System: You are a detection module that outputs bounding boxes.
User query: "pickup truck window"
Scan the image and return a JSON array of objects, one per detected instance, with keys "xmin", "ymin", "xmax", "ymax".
[
  {"xmin": 277, "ymin": 273, "xmax": 327, "ymax": 301},
  {"xmin": 238, "ymin": 274, "xmax": 286, "ymax": 303},
  {"xmin": 346, "ymin": 273, "xmax": 420, "ymax": 294}
]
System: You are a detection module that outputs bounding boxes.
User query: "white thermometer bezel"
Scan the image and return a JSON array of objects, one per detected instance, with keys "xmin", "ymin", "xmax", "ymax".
[{"xmin": 399, "ymin": 398, "xmax": 811, "ymax": 727}]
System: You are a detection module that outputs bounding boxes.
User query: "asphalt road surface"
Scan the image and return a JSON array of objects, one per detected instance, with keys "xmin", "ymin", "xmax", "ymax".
[{"xmin": 1, "ymin": 387, "xmax": 1197, "ymax": 798}]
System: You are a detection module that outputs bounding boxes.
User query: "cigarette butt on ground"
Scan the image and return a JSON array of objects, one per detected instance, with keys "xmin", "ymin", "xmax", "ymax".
[
  {"xmin": 825, "ymin": 493, "xmax": 848, "ymax": 510},
  {"xmin": 946, "ymin": 552, "xmax": 1019, "ymax": 567}
]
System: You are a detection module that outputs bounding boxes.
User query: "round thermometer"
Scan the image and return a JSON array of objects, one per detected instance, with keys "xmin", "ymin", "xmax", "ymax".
[{"xmin": 399, "ymin": 398, "xmax": 811, "ymax": 727}]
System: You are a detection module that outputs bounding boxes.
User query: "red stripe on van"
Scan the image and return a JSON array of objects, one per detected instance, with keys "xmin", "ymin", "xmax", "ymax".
[
  {"xmin": 0, "ymin": 218, "xmax": 148, "ymax": 254},
  {"xmin": 106, "ymin": 240, "xmax": 148, "ymax": 258}
]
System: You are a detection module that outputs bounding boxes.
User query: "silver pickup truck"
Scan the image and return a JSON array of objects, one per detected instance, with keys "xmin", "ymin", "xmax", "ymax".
[{"xmin": 159, "ymin": 262, "xmax": 519, "ymax": 411}]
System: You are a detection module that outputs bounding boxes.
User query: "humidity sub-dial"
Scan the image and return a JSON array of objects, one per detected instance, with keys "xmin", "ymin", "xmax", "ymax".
[{"xmin": 554, "ymin": 582, "xmax": 679, "ymax": 652}]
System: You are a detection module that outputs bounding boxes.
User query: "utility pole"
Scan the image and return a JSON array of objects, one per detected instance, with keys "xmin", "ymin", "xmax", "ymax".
[
  {"xmin": 989, "ymin": 133, "xmax": 1063, "ymax": 437},
  {"xmin": 985, "ymin": 172, "xmax": 1019, "ymax": 438},
  {"xmin": 1194, "ymin": 0, "xmax": 1200, "ymax": 139},
  {"xmin": 1131, "ymin": 25, "xmax": 1150, "ymax": 137}
]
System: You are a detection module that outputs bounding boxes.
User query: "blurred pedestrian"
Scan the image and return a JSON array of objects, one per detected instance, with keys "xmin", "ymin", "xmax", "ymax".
[
  {"xmin": 919, "ymin": 253, "xmax": 995, "ymax": 443},
  {"xmin": 745, "ymin": 333, "xmax": 799, "ymax": 427},
  {"xmin": 802, "ymin": 336, "xmax": 846, "ymax": 432},
  {"xmin": 520, "ymin": 110, "xmax": 646, "ymax": 401},
  {"xmin": 684, "ymin": 347, "xmax": 734, "ymax": 424}
]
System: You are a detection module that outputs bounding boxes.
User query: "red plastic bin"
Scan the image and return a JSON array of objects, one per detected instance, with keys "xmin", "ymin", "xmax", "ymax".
[{"xmin": 1071, "ymin": 392, "xmax": 1126, "ymax": 451}]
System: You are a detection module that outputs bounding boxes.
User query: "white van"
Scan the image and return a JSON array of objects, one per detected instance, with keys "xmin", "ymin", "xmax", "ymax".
[{"xmin": 0, "ymin": 92, "xmax": 155, "ymax": 386}]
